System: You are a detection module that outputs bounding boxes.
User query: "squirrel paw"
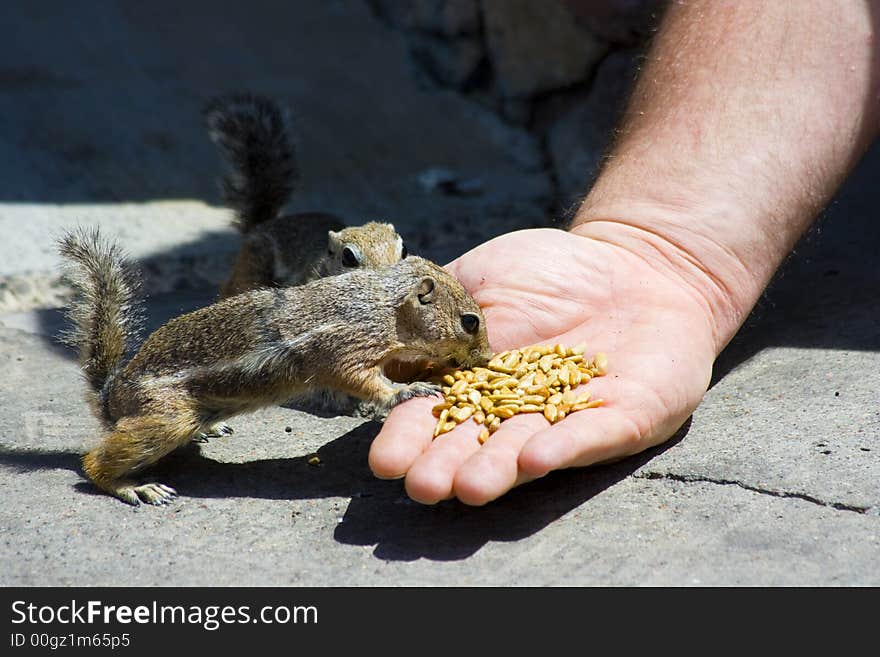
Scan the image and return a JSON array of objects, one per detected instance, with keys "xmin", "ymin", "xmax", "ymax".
[
  {"xmin": 193, "ymin": 423, "xmax": 234, "ymax": 443},
  {"xmin": 115, "ymin": 483, "xmax": 178, "ymax": 506},
  {"xmin": 392, "ymin": 381, "xmax": 442, "ymax": 406}
]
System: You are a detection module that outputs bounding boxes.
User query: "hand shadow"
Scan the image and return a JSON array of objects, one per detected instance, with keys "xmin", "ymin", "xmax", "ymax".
[{"xmin": 1, "ymin": 418, "xmax": 689, "ymax": 562}]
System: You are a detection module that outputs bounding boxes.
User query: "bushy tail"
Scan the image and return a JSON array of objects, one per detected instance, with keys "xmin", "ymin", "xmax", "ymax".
[
  {"xmin": 57, "ymin": 228, "xmax": 143, "ymax": 404},
  {"xmin": 203, "ymin": 93, "xmax": 297, "ymax": 233}
]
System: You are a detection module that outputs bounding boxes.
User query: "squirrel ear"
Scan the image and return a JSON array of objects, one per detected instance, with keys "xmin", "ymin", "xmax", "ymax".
[
  {"xmin": 417, "ymin": 277, "xmax": 435, "ymax": 304},
  {"xmin": 327, "ymin": 231, "xmax": 341, "ymax": 251}
]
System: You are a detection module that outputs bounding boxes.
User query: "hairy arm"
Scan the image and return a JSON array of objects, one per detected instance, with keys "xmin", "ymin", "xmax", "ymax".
[
  {"xmin": 573, "ymin": 0, "xmax": 880, "ymax": 354},
  {"xmin": 369, "ymin": 0, "xmax": 880, "ymax": 505}
]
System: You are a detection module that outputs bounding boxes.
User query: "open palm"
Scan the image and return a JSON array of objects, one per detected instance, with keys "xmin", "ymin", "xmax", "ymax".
[{"xmin": 369, "ymin": 226, "xmax": 720, "ymax": 505}]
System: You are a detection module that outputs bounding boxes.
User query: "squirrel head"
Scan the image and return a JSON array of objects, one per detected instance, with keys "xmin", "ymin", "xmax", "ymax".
[
  {"xmin": 393, "ymin": 257, "xmax": 492, "ymax": 370},
  {"xmin": 324, "ymin": 222, "xmax": 405, "ymax": 276}
]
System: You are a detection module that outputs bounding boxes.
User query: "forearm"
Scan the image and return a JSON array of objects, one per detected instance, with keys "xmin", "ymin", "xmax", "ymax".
[{"xmin": 572, "ymin": 0, "xmax": 880, "ymax": 353}]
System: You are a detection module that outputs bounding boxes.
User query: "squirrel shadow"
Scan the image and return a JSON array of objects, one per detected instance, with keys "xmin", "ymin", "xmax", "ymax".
[{"xmin": 0, "ymin": 419, "xmax": 689, "ymax": 562}]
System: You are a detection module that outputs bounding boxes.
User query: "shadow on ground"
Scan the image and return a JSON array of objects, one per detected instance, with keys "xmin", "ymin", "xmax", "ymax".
[{"xmin": 0, "ymin": 420, "xmax": 689, "ymax": 561}]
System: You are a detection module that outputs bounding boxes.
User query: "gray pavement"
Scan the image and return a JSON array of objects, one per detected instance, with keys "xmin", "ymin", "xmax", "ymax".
[{"xmin": 1, "ymin": 1, "xmax": 878, "ymax": 586}]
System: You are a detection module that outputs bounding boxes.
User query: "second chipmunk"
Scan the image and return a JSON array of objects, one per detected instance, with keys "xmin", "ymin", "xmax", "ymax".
[
  {"xmin": 58, "ymin": 229, "xmax": 492, "ymax": 506},
  {"xmin": 204, "ymin": 93, "xmax": 406, "ymax": 298}
]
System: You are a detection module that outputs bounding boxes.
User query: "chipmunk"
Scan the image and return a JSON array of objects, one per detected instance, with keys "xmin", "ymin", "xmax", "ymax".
[
  {"xmin": 58, "ymin": 229, "xmax": 491, "ymax": 506},
  {"xmin": 204, "ymin": 93, "xmax": 406, "ymax": 299}
]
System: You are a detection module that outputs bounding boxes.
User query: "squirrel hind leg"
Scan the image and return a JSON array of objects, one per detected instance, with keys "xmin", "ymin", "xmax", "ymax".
[{"xmin": 82, "ymin": 412, "xmax": 200, "ymax": 506}]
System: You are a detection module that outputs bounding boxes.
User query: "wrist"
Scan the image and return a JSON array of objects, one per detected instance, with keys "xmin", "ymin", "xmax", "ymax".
[{"xmin": 570, "ymin": 200, "xmax": 775, "ymax": 355}]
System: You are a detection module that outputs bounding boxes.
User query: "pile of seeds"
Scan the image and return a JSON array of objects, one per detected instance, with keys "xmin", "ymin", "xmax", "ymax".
[{"xmin": 432, "ymin": 344, "xmax": 607, "ymax": 444}]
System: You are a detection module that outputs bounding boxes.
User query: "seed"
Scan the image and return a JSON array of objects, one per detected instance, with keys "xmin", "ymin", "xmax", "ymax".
[
  {"xmin": 450, "ymin": 406, "xmax": 474, "ymax": 422},
  {"xmin": 594, "ymin": 352, "xmax": 608, "ymax": 375},
  {"xmin": 487, "ymin": 354, "xmax": 507, "ymax": 369},
  {"xmin": 478, "ymin": 427, "xmax": 490, "ymax": 444},
  {"xmin": 502, "ymin": 351, "xmax": 521, "ymax": 369},
  {"xmin": 431, "ymin": 345, "xmax": 607, "ymax": 438},
  {"xmin": 432, "ymin": 402, "xmax": 451, "ymax": 417},
  {"xmin": 558, "ymin": 367, "xmax": 570, "ymax": 386}
]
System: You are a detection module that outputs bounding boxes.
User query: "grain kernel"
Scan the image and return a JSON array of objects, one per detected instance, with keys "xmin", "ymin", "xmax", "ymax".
[
  {"xmin": 478, "ymin": 427, "xmax": 490, "ymax": 444},
  {"xmin": 450, "ymin": 406, "xmax": 474, "ymax": 422},
  {"xmin": 538, "ymin": 354, "xmax": 555, "ymax": 373},
  {"xmin": 432, "ymin": 402, "xmax": 451, "ymax": 417},
  {"xmin": 432, "ymin": 345, "xmax": 607, "ymax": 438}
]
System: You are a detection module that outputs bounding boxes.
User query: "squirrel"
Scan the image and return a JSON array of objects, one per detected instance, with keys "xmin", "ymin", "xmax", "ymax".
[
  {"xmin": 203, "ymin": 93, "xmax": 406, "ymax": 299},
  {"xmin": 57, "ymin": 229, "xmax": 491, "ymax": 506}
]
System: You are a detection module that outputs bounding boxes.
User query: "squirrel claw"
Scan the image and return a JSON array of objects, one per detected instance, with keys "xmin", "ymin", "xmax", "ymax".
[
  {"xmin": 134, "ymin": 483, "xmax": 177, "ymax": 506},
  {"xmin": 113, "ymin": 483, "xmax": 177, "ymax": 506},
  {"xmin": 392, "ymin": 381, "xmax": 442, "ymax": 406},
  {"xmin": 193, "ymin": 423, "xmax": 234, "ymax": 443}
]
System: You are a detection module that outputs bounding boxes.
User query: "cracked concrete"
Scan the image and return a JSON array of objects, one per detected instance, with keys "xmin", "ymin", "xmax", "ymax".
[{"xmin": 1, "ymin": 0, "xmax": 879, "ymax": 586}]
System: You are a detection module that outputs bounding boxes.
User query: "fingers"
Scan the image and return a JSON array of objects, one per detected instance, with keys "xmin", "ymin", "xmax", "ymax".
[
  {"xmin": 403, "ymin": 421, "xmax": 481, "ymax": 504},
  {"xmin": 368, "ymin": 395, "xmax": 439, "ymax": 480},
  {"xmin": 451, "ymin": 413, "xmax": 548, "ymax": 506},
  {"xmin": 517, "ymin": 406, "xmax": 645, "ymax": 477}
]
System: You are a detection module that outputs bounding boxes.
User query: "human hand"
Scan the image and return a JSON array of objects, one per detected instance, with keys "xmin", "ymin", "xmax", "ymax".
[{"xmin": 368, "ymin": 224, "xmax": 722, "ymax": 505}]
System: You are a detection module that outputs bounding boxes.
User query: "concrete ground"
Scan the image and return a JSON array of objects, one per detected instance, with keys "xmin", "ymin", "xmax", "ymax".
[{"xmin": 1, "ymin": 1, "xmax": 878, "ymax": 586}]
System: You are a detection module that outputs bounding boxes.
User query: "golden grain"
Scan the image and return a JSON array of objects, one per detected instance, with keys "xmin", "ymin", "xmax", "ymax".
[{"xmin": 430, "ymin": 345, "xmax": 608, "ymax": 439}]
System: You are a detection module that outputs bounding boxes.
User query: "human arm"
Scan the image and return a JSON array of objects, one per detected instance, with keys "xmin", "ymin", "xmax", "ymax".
[{"xmin": 369, "ymin": 0, "xmax": 880, "ymax": 504}]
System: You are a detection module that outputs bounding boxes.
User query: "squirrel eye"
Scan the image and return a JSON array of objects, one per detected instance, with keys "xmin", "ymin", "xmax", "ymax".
[
  {"xmin": 401, "ymin": 243, "xmax": 408, "ymax": 259},
  {"xmin": 341, "ymin": 247, "xmax": 360, "ymax": 268},
  {"xmin": 461, "ymin": 313, "xmax": 480, "ymax": 335}
]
